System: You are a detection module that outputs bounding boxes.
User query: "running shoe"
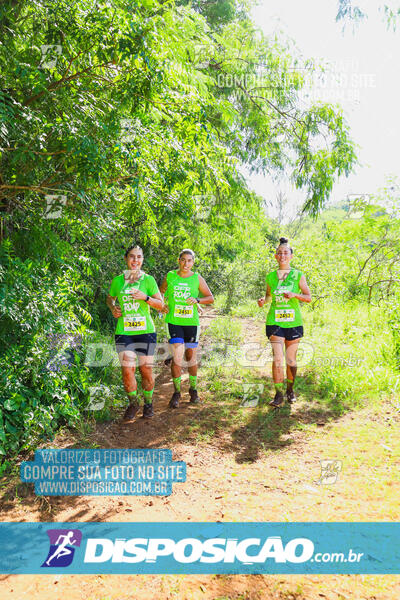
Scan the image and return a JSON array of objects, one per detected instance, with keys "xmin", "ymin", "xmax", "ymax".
[
  {"xmin": 169, "ymin": 391, "xmax": 181, "ymax": 409},
  {"xmin": 143, "ymin": 403, "xmax": 154, "ymax": 418},
  {"xmin": 188, "ymin": 388, "xmax": 200, "ymax": 404},
  {"xmin": 269, "ymin": 391, "xmax": 284, "ymax": 408},
  {"xmin": 123, "ymin": 401, "xmax": 140, "ymax": 422},
  {"xmin": 286, "ymin": 390, "xmax": 296, "ymax": 403}
]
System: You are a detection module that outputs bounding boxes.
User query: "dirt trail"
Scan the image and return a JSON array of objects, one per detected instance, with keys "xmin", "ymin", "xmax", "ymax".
[{"xmin": 1, "ymin": 309, "xmax": 399, "ymax": 599}]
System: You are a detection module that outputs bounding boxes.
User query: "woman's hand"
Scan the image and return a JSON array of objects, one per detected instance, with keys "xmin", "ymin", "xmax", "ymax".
[
  {"xmin": 257, "ymin": 297, "xmax": 266, "ymax": 307},
  {"xmin": 283, "ymin": 291, "xmax": 296, "ymax": 299},
  {"xmin": 161, "ymin": 302, "xmax": 169, "ymax": 314},
  {"xmin": 111, "ymin": 306, "xmax": 122, "ymax": 318},
  {"xmin": 186, "ymin": 297, "xmax": 198, "ymax": 305},
  {"xmin": 130, "ymin": 289, "xmax": 147, "ymax": 301}
]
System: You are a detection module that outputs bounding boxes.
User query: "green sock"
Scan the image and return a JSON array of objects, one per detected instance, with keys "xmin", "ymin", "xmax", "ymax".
[
  {"xmin": 189, "ymin": 375, "xmax": 197, "ymax": 390},
  {"xmin": 286, "ymin": 378, "xmax": 294, "ymax": 390},
  {"xmin": 274, "ymin": 382, "xmax": 284, "ymax": 392},
  {"xmin": 143, "ymin": 389, "xmax": 154, "ymax": 404},
  {"xmin": 127, "ymin": 390, "xmax": 137, "ymax": 404},
  {"xmin": 173, "ymin": 377, "xmax": 181, "ymax": 392}
]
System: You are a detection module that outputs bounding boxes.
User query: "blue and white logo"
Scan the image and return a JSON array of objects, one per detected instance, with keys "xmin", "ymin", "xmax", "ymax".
[{"xmin": 41, "ymin": 529, "xmax": 82, "ymax": 567}]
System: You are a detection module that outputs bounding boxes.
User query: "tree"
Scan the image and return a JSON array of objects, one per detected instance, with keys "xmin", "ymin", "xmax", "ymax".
[
  {"xmin": 336, "ymin": 0, "xmax": 400, "ymax": 29},
  {"xmin": 0, "ymin": 0, "xmax": 359, "ymax": 460}
]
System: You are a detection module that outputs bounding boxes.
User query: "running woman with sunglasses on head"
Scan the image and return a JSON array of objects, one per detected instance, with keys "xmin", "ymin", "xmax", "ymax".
[
  {"xmin": 106, "ymin": 244, "xmax": 163, "ymax": 421},
  {"xmin": 258, "ymin": 237, "xmax": 311, "ymax": 407},
  {"xmin": 160, "ymin": 249, "xmax": 214, "ymax": 408}
]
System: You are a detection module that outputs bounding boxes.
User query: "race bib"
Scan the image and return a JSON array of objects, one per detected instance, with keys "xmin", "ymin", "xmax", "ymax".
[
  {"xmin": 174, "ymin": 304, "xmax": 194, "ymax": 319},
  {"xmin": 123, "ymin": 315, "xmax": 147, "ymax": 331},
  {"xmin": 275, "ymin": 309, "xmax": 295, "ymax": 323}
]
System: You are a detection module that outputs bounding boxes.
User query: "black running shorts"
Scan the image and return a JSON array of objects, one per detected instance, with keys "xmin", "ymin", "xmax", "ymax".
[
  {"xmin": 167, "ymin": 323, "xmax": 200, "ymax": 348},
  {"xmin": 115, "ymin": 332, "xmax": 157, "ymax": 355},
  {"xmin": 265, "ymin": 325, "xmax": 304, "ymax": 341}
]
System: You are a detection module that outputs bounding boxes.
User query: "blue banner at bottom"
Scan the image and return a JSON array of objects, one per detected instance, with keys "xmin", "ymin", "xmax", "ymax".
[{"xmin": 0, "ymin": 522, "xmax": 398, "ymax": 574}]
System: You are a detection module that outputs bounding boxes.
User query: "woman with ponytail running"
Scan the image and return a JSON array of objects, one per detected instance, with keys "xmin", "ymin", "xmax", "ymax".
[{"xmin": 258, "ymin": 237, "xmax": 311, "ymax": 407}]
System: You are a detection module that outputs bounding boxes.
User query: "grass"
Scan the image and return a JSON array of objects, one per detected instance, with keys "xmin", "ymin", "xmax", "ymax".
[
  {"xmin": 303, "ymin": 301, "xmax": 398, "ymax": 411},
  {"xmin": 230, "ymin": 300, "xmax": 265, "ymax": 320},
  {"xmin": 203, "ymin": 315, "xmax": 242, "ymax": 345}
]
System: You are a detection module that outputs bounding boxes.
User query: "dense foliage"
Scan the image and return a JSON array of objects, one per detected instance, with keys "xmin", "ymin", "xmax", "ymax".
[{"xmin": 0, "ymin": 0, "xmax": 366, "ymax": 465}]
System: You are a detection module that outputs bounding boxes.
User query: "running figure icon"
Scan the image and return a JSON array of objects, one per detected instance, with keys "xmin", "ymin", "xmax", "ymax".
[
  {"xmin": 45, "ymin": 531, "xmax": 77, "ymax": 565},
  {"xmin": 41, "ymin": 528, "xmax": 82, "ymax": 568}
]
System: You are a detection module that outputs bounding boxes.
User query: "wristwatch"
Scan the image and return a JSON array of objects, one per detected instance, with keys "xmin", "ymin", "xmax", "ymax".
[
  {"xmin": 145, "ymin": 295, "xmax": 150, "ymax": 302},
  {"xmin": 196, "ymin": 298, "xmax": 200, "ymax": 303}
]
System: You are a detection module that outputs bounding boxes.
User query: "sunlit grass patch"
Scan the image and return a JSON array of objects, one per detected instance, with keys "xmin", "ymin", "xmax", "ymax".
[
  {"xmin": 203, "ymin": 315, "xmax": 242, "ymax": 345},
  {"xmin": 230, "ymin": 299, "xmax": 265, "ymax": 320},
  {"xmin": 302, "ymin": 301, "xmax": 398, "ymax": 410}
]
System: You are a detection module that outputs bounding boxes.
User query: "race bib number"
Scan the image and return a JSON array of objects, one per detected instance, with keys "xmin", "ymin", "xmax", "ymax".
[
  {"xmin": 123, "ymin": 316, "xmax": 146, "ymax": 331},
  {"xmin": 275, "ymin": 309, "xmax": 295, "ymax": 323},
  {"xmin": 174, "ymin": 304, "xmax": 194, "ymax": 318}
]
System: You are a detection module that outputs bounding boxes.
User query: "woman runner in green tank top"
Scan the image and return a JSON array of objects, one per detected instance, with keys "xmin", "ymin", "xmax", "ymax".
[
  {"xmin": 258, "ymin": 237, "xmax": 311, "ymax": 407},
  {"xmin": 160, "ymin": 249, "xmax": 214, "ymax": 408}
]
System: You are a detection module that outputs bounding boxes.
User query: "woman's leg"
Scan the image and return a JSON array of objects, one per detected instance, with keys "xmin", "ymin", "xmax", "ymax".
[
  {"xmin": 138, "ymin": 356, "xmax": 155, "ymax": 391},
  {"xmin": 185, "ymin": 346, "xmax": 199, "ymax": 403},
  {"xmin": 171, "ymin": 342, "xmax": 185, "ymax": 383},
  {"xmin": 169, "ymin": 342, "xmax": 185, "ymax": 407},
  {"xmin": 139, "ymin": 354, "xmax": 155, "ymax": 417},
  {"xmin": 119, "ymin": 350, "xmax": 139, "ymax": 421},
  {"xmin": 269, "ymin": 334, "xmax": 285, "ymax": 406},
  {"xmin": 284, "ymin": 338, "xmax": 300, "ymax": 402}
]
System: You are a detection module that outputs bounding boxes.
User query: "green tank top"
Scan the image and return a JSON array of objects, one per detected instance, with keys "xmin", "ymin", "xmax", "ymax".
[
  {"xmin": 109, "ymin": 272, "xmax": 159, "ymax": 335},
  {"xmin": 266, "ymin": 269, "xmax": 303, "ymax": 328},
  {"xmin": 164, "ymin": 270, "xmax": 200, "ymax": 326}
]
